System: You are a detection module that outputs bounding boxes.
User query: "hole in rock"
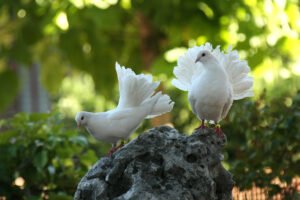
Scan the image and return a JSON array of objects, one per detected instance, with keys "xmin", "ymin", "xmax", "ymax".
[{"xmin": 186, "ymin": 154, "xmax": 197, "ymax": 163}]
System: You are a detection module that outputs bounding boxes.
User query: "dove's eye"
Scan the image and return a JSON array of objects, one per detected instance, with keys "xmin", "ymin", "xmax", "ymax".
[
  {"xmin": 81, "ymin": 116, "xmax": 84, "ymax": 120},
  {"xmin": 202, "ymin": 53, "xmax": 206, "ymax": 57}
]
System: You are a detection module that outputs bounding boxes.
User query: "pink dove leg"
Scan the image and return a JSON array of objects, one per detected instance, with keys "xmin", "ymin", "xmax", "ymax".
[
  {"xmin": 108, "ymin": 140, "xmax": 125, "ymax": 156},
  {"xmin": 214, "ymin": 123, "xmax": 224, "ymax": 138}
]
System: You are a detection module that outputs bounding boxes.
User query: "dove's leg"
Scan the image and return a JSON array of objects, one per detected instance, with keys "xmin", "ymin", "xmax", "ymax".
[
  {"xmin": 214, "ymin": 123, "xmax": 224, "ymax": 137},
  {"xmin": 114, "ymin": 140, "xmax": 125, "ymax": 151},
  {"xmin": 108, "ymin": 143, "xmax": 117, "ymax": 156},
  {"xmin": 195, "ymin": 119, "xmax": 207, "ymax": 131},
  {"xmin": 108, "ymin": 140, "xmax": 125, "ymax": 156},
  {"xmin": 200, "ymin": 119, "xmax": 207, "ymax": 129}
]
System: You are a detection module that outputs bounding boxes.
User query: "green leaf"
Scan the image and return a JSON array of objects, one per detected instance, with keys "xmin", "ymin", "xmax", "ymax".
[
  {"xmin": 69, "ymin": 135, "xmax": 88, "ymax": 146},
  {"xmin": 33, "ymin": 150, "xmax": 48, "ymax": 171},
  {"xmin": 80, "ymin": 149, "xmax": 97, "ymax": 167}
]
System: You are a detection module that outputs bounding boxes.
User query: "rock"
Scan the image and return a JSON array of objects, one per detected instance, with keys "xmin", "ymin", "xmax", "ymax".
[{"xmin": 74, "ymin": 126, "xmax": 234, "ymax": 200}]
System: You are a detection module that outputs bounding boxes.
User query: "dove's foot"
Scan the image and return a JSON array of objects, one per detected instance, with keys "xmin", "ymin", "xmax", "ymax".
[
  {"xmin": 108, "ymin": 147, "xmax": 117, "ymax": 157},
  {"xmin": 107, "ymin": 141, "xmax": 125, "ymax": 157},
  {"xmin": 195, "ymin": 119, "xmax": 207, "ymax": 130},
  {"xmin": 214, "ymin": 124, "xmax": 224, "ymax": 138}
]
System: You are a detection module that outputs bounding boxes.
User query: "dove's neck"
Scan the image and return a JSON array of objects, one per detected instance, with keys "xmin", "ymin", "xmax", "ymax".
[{"xmin": 204, "ymin": 60, "xmax": 226, "ymax": 74}]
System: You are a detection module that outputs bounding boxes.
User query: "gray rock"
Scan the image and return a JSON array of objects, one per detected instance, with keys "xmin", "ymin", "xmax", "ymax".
[{"xmin": 74, "ymin": 126, "xmax": 234, "ymax": 200}]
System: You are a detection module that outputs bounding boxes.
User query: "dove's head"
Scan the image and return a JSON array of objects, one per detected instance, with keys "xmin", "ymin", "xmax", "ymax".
[
  {"xmin": 75, "ymin": 111, "xmax": 91, "ymax": 128},
  {"xmin": 195, "ymin": 50, "xmax": 217, "ymax": 65}
]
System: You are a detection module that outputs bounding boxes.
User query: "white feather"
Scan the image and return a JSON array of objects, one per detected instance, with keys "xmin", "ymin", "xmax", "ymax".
[
  {"xmin": 173, "ymin": 43, "xmax": 253, "ymax": 100},
  {"xmin": 75, "ymin": 63, "xmax": 174, "ymax": 145},
  {"xmin": 172, "ymin": 42, "xmax": 253, "ymax": 123}
]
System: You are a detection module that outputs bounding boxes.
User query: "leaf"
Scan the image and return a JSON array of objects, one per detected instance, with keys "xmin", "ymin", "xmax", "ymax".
[
  {"xmin": 69, "ymin": 135, "xmax": 88, "ymax": 146},
  {"xmin": 28, "ymin": 113, "xmax": 52, "ymax": 122},
  {"xmin": 33, "ymin": 150, "xmax": 48, "ymax": 171},
  {"xmin": 80, "ymin": 149, "xmax": 97, "ymax": 167}
]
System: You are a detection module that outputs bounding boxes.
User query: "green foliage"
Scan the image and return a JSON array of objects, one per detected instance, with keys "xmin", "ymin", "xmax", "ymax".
[
  {"xmin": 0, "ymin": 112, "xmax": 104, "ymax": 199},
  {"xmin": 1, "ymin": 0, "xmax": 299, "ymax": 111},
  {"xmin": 223, "ymin": 90, "xmax": 300, "ymax": 198}
]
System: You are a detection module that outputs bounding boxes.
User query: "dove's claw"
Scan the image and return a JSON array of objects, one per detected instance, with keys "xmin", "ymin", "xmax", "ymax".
[
  {"xmin": 215, "ymin": 124, "xmax": 224, "ymax": 138},
  {"xmin": 200, "ymin": 119, "xmax": 207, "ymax": 129},
  {"xmin": 107, "ymin": 141, "xmax": 125, "ymax": 157},
  {"xmin": 200, "ymin": 123, "xmax": 206, "ymax": 129},
  {"xmin": 195, "ymin": 119, "xmax": 207, "ymax": 131},
  {"xmin": 108, "ymin": 147, "xmax": 116, "ymax": 157}
]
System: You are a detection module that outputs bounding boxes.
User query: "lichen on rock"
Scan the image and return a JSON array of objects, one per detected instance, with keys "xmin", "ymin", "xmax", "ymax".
[{"xmin": 74, "ymin": 126, "xmax": 234, "ymax": 200}]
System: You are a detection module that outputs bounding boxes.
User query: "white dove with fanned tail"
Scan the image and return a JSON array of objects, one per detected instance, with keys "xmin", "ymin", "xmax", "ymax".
[
  {"xmin": 75, "ymin": 62, "xmax": 174, "ymax": 154},
  {"xmin": 172, "ymin": 43, "xmax": 253, "ymax": 136}
]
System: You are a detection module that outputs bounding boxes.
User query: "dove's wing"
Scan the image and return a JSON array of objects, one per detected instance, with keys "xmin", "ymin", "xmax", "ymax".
[
  {"xmin": 220, "ymin": 88, "xmax": 233, "ymax": 120},
  {"xmin": 108, "ymin": 92, "xmax": 161, "ymax": 121},
  {"xmin": 106, "ymin": 93, "xmax": 161, "ymax": 139},
  {"xmin": 116, "ymin": 62, "xmax": 159, "ymax": 109},
  {"xmin": 107, "ymin": 108, "xmax": 135, "ymax": 121},
  {"xmin": 216, "ymin": 47, "xmax": 254, "ymax": 100},
  {"xmin": 172, "ymin": 43, "xmax": 214, "ymax": 91},
  {"xmin": 188, "ymin": 94, "xmax": 197, "ymax": 115}
]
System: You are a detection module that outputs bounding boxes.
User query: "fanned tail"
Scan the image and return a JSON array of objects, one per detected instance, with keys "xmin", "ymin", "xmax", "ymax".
[
  {"xmin": 222, "ymin": 48, "xmax": 254, "ymax": 100},
  {"xmin": 146, "ymin": 93, "xmax": 174, "ymax": 118},
  {"xmin": 173, "ymin": 43, "xmax": 253, "ymax": 99},
  {"xmin": 116, "ymin": 62, "xmax": 159, "ymax": 108},
  {"xmin": 116, "ymin": 63, "xmax": 174, "ymax": 118}
]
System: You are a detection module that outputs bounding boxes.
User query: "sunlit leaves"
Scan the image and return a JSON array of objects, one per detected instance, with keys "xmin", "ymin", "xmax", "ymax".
[
  {"xmin": 33, "ymin": 149, "xmax": 48, "ymax": 171},
  {"xmin": 223, "ymin": 91, "xmax": 300, "ymax": 196},
  {"xmin": 0, "ymin": 112, "xmax": 99, "ymax": 199},
  {"xmin": 1, "ymin": 0, "xmax": 299, "ymax": 107}
]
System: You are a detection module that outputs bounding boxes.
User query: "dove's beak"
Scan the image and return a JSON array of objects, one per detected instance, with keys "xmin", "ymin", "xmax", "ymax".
[
  {"xmin": 195, "ymin": 57, "xmax": 201, "ymax": 63},
  {"xmin": 77, "ymin": 122, "xmax": 81, "ymax": 128}
]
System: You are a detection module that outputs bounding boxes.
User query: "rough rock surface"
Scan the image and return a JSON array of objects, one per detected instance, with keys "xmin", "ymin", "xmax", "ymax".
[{"xmin": 74, "ymin": 126, "xmax": 234, "ymax": 200}]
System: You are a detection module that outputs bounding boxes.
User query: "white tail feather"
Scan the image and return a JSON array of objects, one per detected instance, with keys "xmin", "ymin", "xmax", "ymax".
[
  {"xmin": 223, "ymin": 48, "xmax": 253, "ymax": 100},
  {"xmin": 172, "ymin": 43, "xmax": 254, "ymax": 101},
  {"xmin": 172, "ymin": 46, "xmax": 204, "ymax": 91},
  {"xmin": 116, "ymin": 63, "xmax": 174, "ymax": 118},
  {"xmin": 146, "ymin": 93, "xmax": 175, "ymax": 118},
  {"xmin": 116, "ymin": 63, "xmax": 159, "ymax": 108}
]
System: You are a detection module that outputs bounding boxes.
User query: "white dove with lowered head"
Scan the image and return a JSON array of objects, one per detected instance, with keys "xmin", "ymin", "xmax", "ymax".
[
  {"xmin": 75, "ymin": 62, "xmax": 174, "ymax": 152},
  {"xmin": 172, "ymin": 43, "xmax": 253, "ymax": 136}
]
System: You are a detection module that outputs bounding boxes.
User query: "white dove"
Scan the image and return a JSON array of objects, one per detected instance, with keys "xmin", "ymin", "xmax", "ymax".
[
  {"xmin": 75, "ymin": 62, "xmax": 174, "ymax": 154},
  {"xmin": 172, "ymin": 43, "xmax": 253, "ymax": 136}
]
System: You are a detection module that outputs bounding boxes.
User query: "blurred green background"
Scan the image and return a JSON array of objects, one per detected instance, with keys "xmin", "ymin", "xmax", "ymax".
[{"xmin": 0, "ymin": 0, "xmax": 300, "ymax": 199}]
